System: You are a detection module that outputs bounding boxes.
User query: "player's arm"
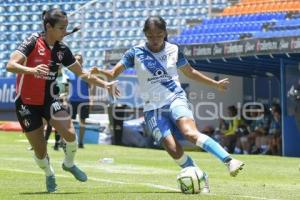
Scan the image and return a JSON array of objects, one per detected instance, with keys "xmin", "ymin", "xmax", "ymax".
[
  {"xmin": 7, "ymin": 51, "xmax": 49, "ymax": 76},
  {"xmin": 180, "ymin": 64, "xmax": 229, "ymax": 91},
  {"xmin": 90, "ymin": 48, "xmax": 133, "ymax": 80},
  {"xmin": 68, "ymin": 62, "xmax": 120, "ymax": 96},
  {"xmin": 7, "ymin": 34, "xmax": 49, "ymax": 76},
  {"xmin": 90, "ymin": 62, "xmax": 125, "ymax": 80}
]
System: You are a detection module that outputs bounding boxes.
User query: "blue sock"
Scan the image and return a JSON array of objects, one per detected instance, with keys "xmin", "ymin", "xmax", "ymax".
[
  {"xmin": 196, "ymin": 134, "xmax": 230, "ymax": 163},
  {"xmin": 174, "ymin": 154, "xmax": 195, "ymax": 168}
]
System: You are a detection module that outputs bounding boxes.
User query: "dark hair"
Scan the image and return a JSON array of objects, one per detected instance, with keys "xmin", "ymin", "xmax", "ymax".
[
  {"xmin": 143, "ymin": 15, "xmax": 168, "ymax": 41},
  {"xmin": 42, "ymin": 8, "xmax": 67, "ymax": 31}
]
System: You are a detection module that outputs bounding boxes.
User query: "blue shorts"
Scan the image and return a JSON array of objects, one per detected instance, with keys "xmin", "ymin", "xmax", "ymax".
[{"xmin": 144, "ymin": 97, "xmax": 194, "ymax": 144}]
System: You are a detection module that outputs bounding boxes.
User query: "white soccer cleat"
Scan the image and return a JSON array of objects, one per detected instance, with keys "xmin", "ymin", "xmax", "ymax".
[{"xmin": 226, "ymin": 158, "xmax": 244, "ymax": 177}]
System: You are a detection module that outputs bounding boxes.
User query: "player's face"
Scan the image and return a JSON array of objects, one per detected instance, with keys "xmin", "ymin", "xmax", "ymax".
[
  {"xmin": 145, "ymin": 26, "xmax": 166, "ymax": 52},
  {"xmin": 48, "ymin": 18, "xmax": 68, "ymax": 42}
]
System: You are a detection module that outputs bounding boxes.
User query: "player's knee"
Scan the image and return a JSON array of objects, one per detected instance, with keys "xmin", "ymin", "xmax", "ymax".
[
  {"xmin": 195, "ymin": 133, "xmax": 210, "ymax": 146},
  {"xmin": 181, "ymin": 129, "xmax": 199, "ymax": 143},
  {"xmin": 60, "ymin": 128, "xmax": 77, "ymax": 142},
  {"xmin": 167, "ymin": 147, "xmax": 183, "ymax": 159}
]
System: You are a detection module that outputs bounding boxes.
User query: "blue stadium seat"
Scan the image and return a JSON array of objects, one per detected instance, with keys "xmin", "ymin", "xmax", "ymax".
[
  {"xmin": 0, "ymin": 25, "xmax": 7, "ymax": 32},
  {"xmin": 0, "ymin": 0, "xmax": 233, "ymax": 68},
  {"xmin": 9, "ymin": 15, "xmax": 17, "ymax": 23},
  {"xmin": 10, "ymin": 25, "xmax": 18, "ymax": 32},
  {"xmin": 21, "ymin": 24, "xmax": 29, "ymax": 32}
]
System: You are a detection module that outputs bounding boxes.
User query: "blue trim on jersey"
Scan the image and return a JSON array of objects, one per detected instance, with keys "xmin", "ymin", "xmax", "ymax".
[
  {"xmin": 135, "ymin": 47, "xmax": 178, "ymax": 92},
  {"xmin": 120, "ymin": 48, "xmax": 135, "ymax": 69},
  {"xmin": 176, "ymin": 50, "xmax": 189, "ymax": 68}
]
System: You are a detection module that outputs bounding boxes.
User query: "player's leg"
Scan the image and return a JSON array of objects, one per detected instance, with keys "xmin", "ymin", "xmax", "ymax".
[
  {"xmin": 44, "ymin": 122, "xmax": 52, "ymax": 142},
  {"xmin": 161, "ymin": 135, "xmax": 210, "ymax": 193},
  {"xmin": 54, "ymin": 130, "xmax": 61, "ymax": 151},
  {"xmin": 144, "ymin": 107, "xmax": 203, "ymax": 169},
  {"xmin": 171, "ymin": 98, "xmax": 244, "ymax": 176},
  {"xmin": 78, "ymin": 103, "xmax": 89, "ymax": 148},
  {"xmin": 15, "ymin": 98, "xmax": 57, "ymax": 192},
  {"xmin": 25, "ymin": 127, "xmax": 57, "ymax": 192},
  {"xmin": 145, "ymin": 106, "xmax": 210, "ymax": 192},
  {"xmin": 50, "ymin": 110, "xmax": 87, "ymax": 182},
  {"xmin": 162, "ymin": 134, "xmax": 196, "ymax": 167}
]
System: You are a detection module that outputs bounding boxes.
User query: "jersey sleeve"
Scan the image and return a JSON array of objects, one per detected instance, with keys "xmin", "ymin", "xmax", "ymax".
[
  {"xmin": 61, "ymin": 46, "xmax": 76, "ymax": 68},
  {"xmin": 176, "ymin": 49, "xmax": 189, "ymax": 68},
  {"xmin": 16, "ymin": 33, "xmax": 37, "ymax": 58},
  {"xmin": 120, "ymin": 48, "xmax": 135, "ymax": 69}
]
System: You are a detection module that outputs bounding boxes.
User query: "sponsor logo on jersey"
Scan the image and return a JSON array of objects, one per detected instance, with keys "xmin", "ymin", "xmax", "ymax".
[
  {"xmin": 34, "ymin": 58, "xmax": 44, "ymax": 63},
  {"xmin": 37, "ymin": 43, "xmax": 45, "ymax": 56}
]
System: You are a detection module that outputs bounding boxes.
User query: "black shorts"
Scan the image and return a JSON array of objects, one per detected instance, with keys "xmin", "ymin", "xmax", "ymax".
[
  {"xmin": 70, "ymin": 101, "xmax": 90, "ymax": 120},
  {"xmin": 15, "ymin": 97, "xmax": 67, "ymax": 132}
]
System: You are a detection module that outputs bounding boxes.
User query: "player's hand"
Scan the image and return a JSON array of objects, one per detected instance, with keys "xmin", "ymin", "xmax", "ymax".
[
  {"xmin": 33, "ymin": 64, "xmax": 49, "ymax": 76},
  {"xmin": 106, "ymin": 80, "xmax": 120, "ymax": 97},
  {"xmin": 89, "ymin": 67, "xmax": 101, "ymax": 75},
  {"xmin": 216, "ymin": 78, "xmax": 230, "ymax": 91}
]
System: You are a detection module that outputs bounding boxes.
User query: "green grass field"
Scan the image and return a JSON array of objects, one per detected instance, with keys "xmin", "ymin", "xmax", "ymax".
[{"xmin": 0, "ymin": 131, "xmax": 299, "ymax": 200}]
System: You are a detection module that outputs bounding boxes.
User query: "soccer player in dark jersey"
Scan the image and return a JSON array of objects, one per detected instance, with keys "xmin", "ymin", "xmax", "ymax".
[{"xmin": 6, "ymin": 8, "xmax": 119, "ymax": 193}]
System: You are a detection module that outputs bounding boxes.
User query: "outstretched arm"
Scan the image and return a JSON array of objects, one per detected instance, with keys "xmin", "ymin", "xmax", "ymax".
[
  {"xmin": 68, "ymin": 62, "xmax": 120, "ymax": 96},
  {"xmin": 89, "ymin": 62, "xmax": 125, "ymax": 80},
  {"xmin": 180, "ymin": 64, "xmax": 229, "ymax": 91}
]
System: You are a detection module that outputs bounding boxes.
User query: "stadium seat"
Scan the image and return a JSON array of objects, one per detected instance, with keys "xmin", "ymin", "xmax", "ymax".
[{"xmin": 0, "ymin": 0, "xmax": 234, "ymax": 68}]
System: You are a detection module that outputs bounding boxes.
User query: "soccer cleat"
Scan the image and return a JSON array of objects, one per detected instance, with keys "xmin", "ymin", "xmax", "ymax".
[
  {"xmin": 201, "ymin": 172, "xmax": 210, "ymax": 194},
  {"xmin": 78, "ymin": 143, "xmax": 84, "ymax": 149},
  {"xmin": 62, "ymin": 163, "xmax": 87, "ymax": 182},
  {"xmin": 53, "ymin": 143, "xmax": 59, "ymax": 151},
  {"xmin": 226, "ymin": 158, "xmax": 244, "ymax": 177},
  {"xmin": 46, "ymin": 175, "xmax": 57, "ymax": 193}
]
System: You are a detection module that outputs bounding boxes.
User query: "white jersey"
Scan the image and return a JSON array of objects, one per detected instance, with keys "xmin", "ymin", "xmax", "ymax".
[{"xmin": 120, "ymin": 42, "xmax": 189, "ymax": 111}]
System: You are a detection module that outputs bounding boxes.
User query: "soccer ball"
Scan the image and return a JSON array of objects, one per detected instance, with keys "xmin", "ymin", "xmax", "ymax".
[{"xmin": 176, "ymin": 166, "xmax": 204, "ymax": 194}]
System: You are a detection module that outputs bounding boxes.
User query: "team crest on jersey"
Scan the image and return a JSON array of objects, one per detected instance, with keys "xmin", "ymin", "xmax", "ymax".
[{"xmin": 57, "ymin": 51, "xmax": 64, "ymax": 61}]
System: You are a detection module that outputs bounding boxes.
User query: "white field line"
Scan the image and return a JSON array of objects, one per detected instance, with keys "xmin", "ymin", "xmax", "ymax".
[
  {"xmin": 0, "ymin": 157, "xmax": 177, "ymax": 175},
  {"xmin": 0, "ymin": 167, "xmax": 282, "ymax": 200},
  {"xmin": 0, "ymin": 167, "xmax": 179, "ymax": 192}
]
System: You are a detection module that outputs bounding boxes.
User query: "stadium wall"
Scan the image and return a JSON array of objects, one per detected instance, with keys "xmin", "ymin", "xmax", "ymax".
[{"xmin": 178, "ymin": 71, "xmax": 243, "ymax": 128}]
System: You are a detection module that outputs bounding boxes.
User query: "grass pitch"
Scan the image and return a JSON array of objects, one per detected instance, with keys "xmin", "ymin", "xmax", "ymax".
[{"xmin": 0, "ymin": 131, "xmax": 299, "ymax": 200}]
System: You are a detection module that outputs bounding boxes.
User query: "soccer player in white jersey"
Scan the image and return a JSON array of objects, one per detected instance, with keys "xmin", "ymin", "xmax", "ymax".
[{"xmin": 91, "ymin": 16, "xmax": 244, "ymax": 191}]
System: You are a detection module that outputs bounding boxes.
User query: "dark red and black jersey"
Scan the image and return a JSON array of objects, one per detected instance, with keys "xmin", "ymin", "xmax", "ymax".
[{"xmin": 15, "ymin": 32, "xmax": 76, "ymax": 105}]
